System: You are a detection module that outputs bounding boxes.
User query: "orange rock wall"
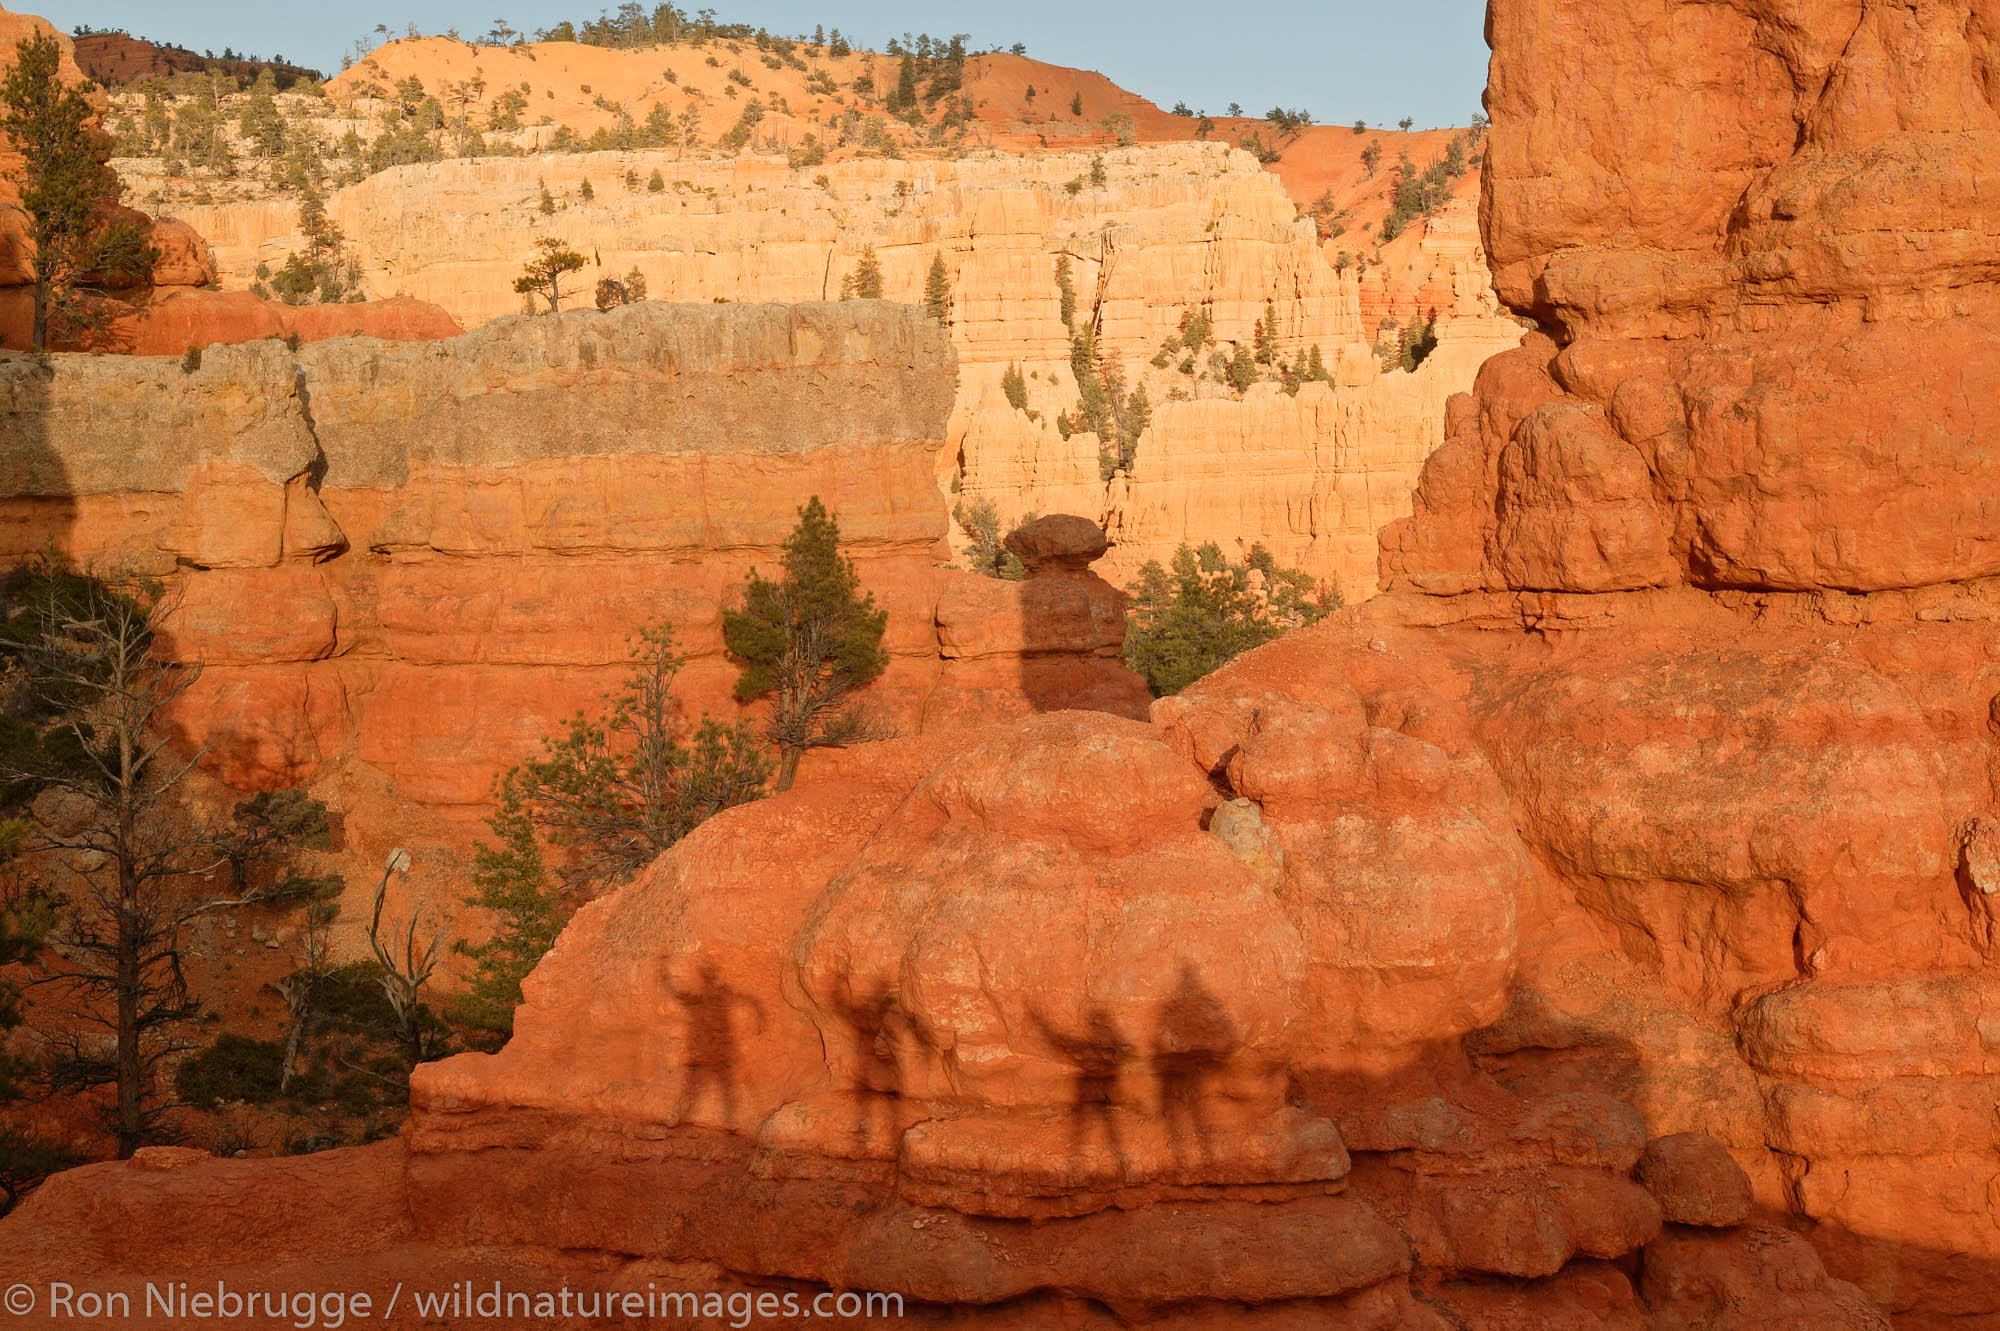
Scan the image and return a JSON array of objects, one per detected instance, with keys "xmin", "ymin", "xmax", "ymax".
[
  {"xmin": 1354, "ymin": 0, "xmax": 2000, "ymax": 1319},
  {"xmin": 0, "ymin": 300, "xmax": 1145, "ymax": 844}
]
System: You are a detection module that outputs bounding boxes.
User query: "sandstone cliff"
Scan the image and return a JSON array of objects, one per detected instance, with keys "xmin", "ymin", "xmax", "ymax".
[
  {"xmin": 89, "ymin": 23, "xmax": 1501, "ymax": 597},
  {"xmin": 0, "ymin": 300, "xmax": 1144, "ymax": 857},
  {"xmin": 176, "ymin": 144, "xmax": 1519, "ymax": 600},
  {"xmin": 321, "ymin": 31, "xmax": 1479, "ymax": 248}
]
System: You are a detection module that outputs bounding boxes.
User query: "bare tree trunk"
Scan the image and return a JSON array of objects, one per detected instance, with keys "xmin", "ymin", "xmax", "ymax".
[
  {"xmin": 30, "ymin": 273, "xmax": 50, "ymax": 353},
  {"xmin": 278, "ymin": 1012, "xmax": 309, "ymax": 1093},
  {"xmin": 114, "ymin": 700, "xmax": 142, "ymax": 1157},
  {"xmin": 775, "ymin": 744, "xmax": 802, "ymax": 793},
  {"xmin": 114, "ymin": 899, "xmax": 141, "ymax": 1158}
]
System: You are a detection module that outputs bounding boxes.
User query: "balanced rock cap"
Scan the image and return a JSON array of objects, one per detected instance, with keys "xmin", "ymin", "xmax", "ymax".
[{"xmin": 1004, "ymin": 513, "xmax": 1111, "ymax": 576}]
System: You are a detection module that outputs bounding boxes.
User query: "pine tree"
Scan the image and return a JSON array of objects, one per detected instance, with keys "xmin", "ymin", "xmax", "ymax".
[
  {"xmin": 519, "ymin": 621, "xmax": 770, "ymax": 886},
  {"xmin": 953, "ymin": 499, "xmax": 1027, "ymax": 581},
  {"xmin": 237, "ymin": 86, "xmax": 286, "ymax": 157},
  {"xmin": 1001, "ymin": 362, "xmax": 1028, "ymax": 411},
  {"xmin": 1255, "ymin": 300, "xmax": 1277, "ymax": 364},
  {"xmin": 1117, "ymin": 382, "xmax": 1151, "ymax": 472},
  {"xmin": 450, "ymin": 776, "xmax": 563, "ymax": 1041},
  {"xmin": 1122, "ymin": 544, "xmax": 1337, "ymax": 696},
  {"xmin": 648, "ymin": 167, "xmax": 665, "ymax": 191},
  {"xmin": 723, "ymin": 498, "xmax": 889, "ymax": 791},
  {"xmin": 850, "ymin": 244, "xmax": 883, "ymax": 299},
  {"xmin": 923, "ymin": 251, "xmax": 952, "ymax": 325},
  {"xmin": 1228, "ymin": 343, "xmax": 1258, "ymax": 393},
  {"xmin": 1069, "ymin": 91, "xmax": 1083, "ymax": 116},
  {"xmin": 1055, "ymin": 253, "xmax": 1076, "ymax": 327},
  {"xmin": 0, "ymin": 33, "xmax": 156, "ymax": 349},
  {"xmin": 513, "ymin": 235, "xmax": 586, "ymax": 312},
  {"xmin": 454, "ymin": 621, "xmax": 768, "ymax": 1034},
  {"xmin": 893, "ymin": 54, "xmax": 918, "ymax": 115},
  {"xmin": 578, "ymin": 177, "xmax": 594, "ymax": 200}
]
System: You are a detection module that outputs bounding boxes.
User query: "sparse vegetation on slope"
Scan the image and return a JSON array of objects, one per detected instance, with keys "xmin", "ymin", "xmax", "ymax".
[
  {"xmin": 1378, "ymin": 123, "xmax": 1485, "ymax": 242},
  {"xmin": 955, "ymin": 499, "xmax": 1030, "ymax": 581}
]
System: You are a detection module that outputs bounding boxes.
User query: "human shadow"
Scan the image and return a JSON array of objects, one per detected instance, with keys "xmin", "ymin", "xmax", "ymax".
[
  {"xmin": 831, "ymin": 980, "xmax": 903, "ymax": 1150},
  {"xmin": 1030, "ymin": 1004, "xmax": 1131, "ymax": 1180},
  {"xmin": 1150, "ymin": 963, "xmax": 1237, "ymax": 1170},
  {"xmin": 669, "ymin": 960, "xmax": 762, "ymax": 1128}
]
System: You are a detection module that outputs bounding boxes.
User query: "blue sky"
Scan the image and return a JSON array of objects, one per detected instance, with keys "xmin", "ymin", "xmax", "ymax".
[{"xmin": 29, "ymin": 0, "xmax": 1491, "ymax": 129}]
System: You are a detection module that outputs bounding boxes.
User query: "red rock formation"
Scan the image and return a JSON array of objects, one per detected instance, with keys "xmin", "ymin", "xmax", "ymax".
[
  {"xmin": 0, "ymin": 299, "xmax": 1144, "ymax": 830},
  {"xmin": 2, "ymin": 2, "xmax": 1992, "ymax": 1327},
  {"xmin": 0, "ymin": 287, "xmax": 463, "ymax": 352},
  {"xmin": 0, "ymin": 6, "xmax": 211, "ymax": 305},
  {"xmin": 71, "ymin": 31, "xmax": 321, "ymax": 89}
]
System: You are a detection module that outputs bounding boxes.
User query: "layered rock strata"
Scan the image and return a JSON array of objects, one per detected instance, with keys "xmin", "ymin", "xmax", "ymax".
[
  {"xmin": 0, "ymin": 300, "xmax": 1146, "ymax": 834},
  {"xmin": 178, "ymin": 145, "xmax": 1521, "ymax": 601}
]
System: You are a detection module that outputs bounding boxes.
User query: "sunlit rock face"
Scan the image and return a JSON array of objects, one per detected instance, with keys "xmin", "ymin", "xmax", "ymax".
[{"xmin": 178, "ymin": 143, "xmax": 1521, "ymax": 604}]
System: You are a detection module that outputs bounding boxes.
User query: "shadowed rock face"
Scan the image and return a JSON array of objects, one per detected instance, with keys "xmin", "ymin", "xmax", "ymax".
[{"xmin": 1, "ymin": 2, "xmax": 1993, "ymax": 1327}]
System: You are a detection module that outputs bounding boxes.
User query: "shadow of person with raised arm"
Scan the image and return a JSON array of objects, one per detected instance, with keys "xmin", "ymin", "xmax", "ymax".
[
  {"xmin": 1152, "ymin": 962, "xmax": 1237, "ymax": 1171},
  {"xmin": 1031, "ymin": 1004, "xmax": 1131, "ymax": 1181},
  {"xmin": 835, "ymin": 980, "xmax": 903, "ymax": 1150},
  {"xmin": 670, "ymin": 959, "xmax": 763, "ymax": 1129}
]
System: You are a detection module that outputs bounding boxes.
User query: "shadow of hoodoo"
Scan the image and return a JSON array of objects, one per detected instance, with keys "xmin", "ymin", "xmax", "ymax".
[{"xmin": 0, "ymin": 352, "xmax": 77, "ymax": 570}]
